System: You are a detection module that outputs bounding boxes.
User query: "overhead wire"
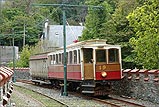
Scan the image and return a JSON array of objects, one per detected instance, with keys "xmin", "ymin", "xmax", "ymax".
[{"xmin": 66, "ymin": 20, "xmax": 78, "ymax": 43}]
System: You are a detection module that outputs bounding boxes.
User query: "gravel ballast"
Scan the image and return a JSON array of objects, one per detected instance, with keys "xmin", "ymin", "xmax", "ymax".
[{"xmin": 12, "ymin": 82, "xmax": 159, "ymax": 107}]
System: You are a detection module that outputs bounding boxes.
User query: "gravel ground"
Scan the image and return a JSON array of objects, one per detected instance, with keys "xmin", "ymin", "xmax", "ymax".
[
  {"xmin": 11, "ymin": 88, "xmax": 44, "ymax": 107},
  {"xmin": 12, "ymin": 82, "xmax": 159, "ymax": 107},
  {"xmin": 13, "ymin": 82, "xmax": 109, "ymax": 107}
]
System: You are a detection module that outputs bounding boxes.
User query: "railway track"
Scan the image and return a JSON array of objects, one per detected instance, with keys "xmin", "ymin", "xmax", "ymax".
[
  {"xmin": 17, "ymin": 79, "xmax": 146, "ymax": 107},
  {"xmin": 69, "ymin": 91, "xmax": 145, "ymax": 107},
  {"xmin": 93, "ymin": 97, "xmax": 145, "ymax": 107},
  {"xmin": 15, "ymin": 80, "xmax": 69, "ymax": 107},
  {"xmin": 30, "ymin": 88, "xmax": 69, "ymax": 107}
]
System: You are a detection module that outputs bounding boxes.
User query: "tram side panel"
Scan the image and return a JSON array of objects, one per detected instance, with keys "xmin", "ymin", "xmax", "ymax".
[
  {"xmin": 29, "ymin": 58, "xmax": 49, "ymax": 80},
  {"xmin": 48, "ymin": 64, "xmax": 81, "ymax": 80},
  {"xmin": 67, "ymin": 64, "xmax": 81, "ymax": 80},
  {"xmin": 47, "ymin": 49, "xmax": 82, "ymax": 80}
]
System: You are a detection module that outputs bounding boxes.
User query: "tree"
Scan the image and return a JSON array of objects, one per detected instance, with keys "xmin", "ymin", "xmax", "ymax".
[
  {"xmin": 81, "ymin": 0, "xmax": 113, "ymax": 40},
  {"xmin": 0, "ymin": 1, "xmax": 45, "ymax": 49},
  {"xmin": 81, "ymin": 0, "xmax": 143, "ymax": 68},
  {"xmin": 16, "ymin": 45, "xmax": 31, "ymax": 67},
  {"xmin": 127, "ymin": 0, "xmax": 159, "ymax": 69},
  {"xmin": 105, "ymin": 0, "xmax": 144, "ymax": 69}
]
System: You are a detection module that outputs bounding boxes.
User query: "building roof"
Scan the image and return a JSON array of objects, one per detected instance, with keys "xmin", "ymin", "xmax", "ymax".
[{"xmin": 43, "ymin": 25, "xmax": 84, "ymax": 47}]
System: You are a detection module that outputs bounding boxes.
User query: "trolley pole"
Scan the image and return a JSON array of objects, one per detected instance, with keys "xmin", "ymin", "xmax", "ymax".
[{"xmin": 32, "ymin": 3, "xmax": 101, "ymax": 96}]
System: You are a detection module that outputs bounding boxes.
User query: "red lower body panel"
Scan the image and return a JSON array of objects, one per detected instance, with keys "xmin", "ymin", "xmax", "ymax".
[
  {"xmin": 96, "ymin": 71, "xmax": 121, "ymax": 80},
  {"xmin": 48, "ymin": 71, "xmax": 81, "ymax": 80}
]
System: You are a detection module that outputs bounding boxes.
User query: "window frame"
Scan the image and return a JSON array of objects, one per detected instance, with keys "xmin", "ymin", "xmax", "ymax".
[
  {"xmin": 108, "ymin": 48, "xmax": 119, "ymax": 64},
  {"xmin": 95, "ymin": 49, "xmax": 107, "ymax": 64}
]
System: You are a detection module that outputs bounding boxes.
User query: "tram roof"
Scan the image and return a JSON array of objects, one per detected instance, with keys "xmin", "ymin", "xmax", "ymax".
[
  {"xmin": 30, "ymin": 53, "xmax": 48, "ymax": 60},
  {"xmin": 61, "ymin": 39, "xmax": 120, "ymax": 49},
  {"xmin": 30, "ymin": 39, "xmax": 121, "ymax": 58},
  {"xmin": 47, "ymin": 39, "xmax": 120, "ymax": 54}
]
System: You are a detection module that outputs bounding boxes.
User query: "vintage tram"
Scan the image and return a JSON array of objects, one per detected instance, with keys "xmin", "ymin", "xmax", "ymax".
[{"xmin": 29, "ymin": 39, "xmax": 122, "ymax": 96}]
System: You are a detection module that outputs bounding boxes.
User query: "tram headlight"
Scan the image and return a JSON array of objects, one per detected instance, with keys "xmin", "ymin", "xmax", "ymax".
[{"xmin": 101, "ymin": 71, "xmax": 107, "ymax": 77}]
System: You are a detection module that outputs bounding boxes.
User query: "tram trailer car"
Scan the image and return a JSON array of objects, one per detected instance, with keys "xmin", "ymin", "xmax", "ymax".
[{"xmin": 29, "ymin": 39, "xmax": 122, "ymax": 96}]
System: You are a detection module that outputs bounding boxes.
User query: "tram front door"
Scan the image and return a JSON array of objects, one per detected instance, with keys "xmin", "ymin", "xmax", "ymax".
[{"xmin": 83, "ymin": 48, "xmax": 94, "ymax": 80}]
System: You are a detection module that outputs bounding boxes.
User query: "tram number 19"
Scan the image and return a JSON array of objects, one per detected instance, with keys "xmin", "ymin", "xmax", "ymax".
[{"xmin": 99, "ymin": 65, "xmax": 107, "ymax": 71}]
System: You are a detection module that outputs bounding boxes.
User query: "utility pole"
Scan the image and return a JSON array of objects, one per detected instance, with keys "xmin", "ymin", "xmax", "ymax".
[
  {"xmin": 12, "ymin": 29, "xmax": 16, "ymax": 83},
  {"xmin": 62, "ymin": 6, "xmax": 67, "ymax": 96},
  {"xmin": 32, "ymin": 3, "xmax": 102, "ymax": 96},
  {"xmin": 0, "ymin": 46, "xmax": 1, "ymax": 66},
  {"xmin": 23, "ymin": 22, "xmax": 26, "ymax": 47}
]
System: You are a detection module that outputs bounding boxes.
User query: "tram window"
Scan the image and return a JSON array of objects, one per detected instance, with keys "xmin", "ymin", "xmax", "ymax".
[
  {"xmin": 108, "ymin": 49, "xmax": 119, "ymax": 63},
  {"xmin": 74, "ymin": 50, "xmax": 77, "ymax": 64},
  {"xmin": 50, "ymin": 55, "xmax": 53, "ymax": 60},
  {"xmin": 67, "ymin": 52, "xmax": 68, "ymax": 64},
  {"xmin": 62, "ymin": 53, "xmax": 64, "ymax": 64},
  {"xmin": 96, "ymin": 50, "xmax": 106, "ymax": 63},
  {"xmin": 78, "ymin": 50, "xmax": 80, "ymax": 64},
  {"xmin": 52, "ymin": 55, "xmax": 56, "ymax": 64},
  {"xmin": 62, "ymin": 53, "xmax": 68, "ymax": 64},
  {"xmin": 83, "ymin": 48, "xmax": 93, "ymax": 63},
  {"xmin": 69, "ymin": 51, "xmax": 72, "ymax": 64},
  {"xmin": 50, "ymin": 55, "xmax": 53, "ymax": 64},
  {"xmin": 56, "ymin": 54, "xmax": 58, "ymax": 64},
  {"xmin": 59, "ymin": 54, "xmax": 62, "ymax": 64}
]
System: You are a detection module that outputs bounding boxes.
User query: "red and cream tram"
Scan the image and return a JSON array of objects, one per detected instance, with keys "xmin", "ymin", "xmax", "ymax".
[{"xmin": 29, "ymin": 39, "xmax": 122, "ymax": 95}]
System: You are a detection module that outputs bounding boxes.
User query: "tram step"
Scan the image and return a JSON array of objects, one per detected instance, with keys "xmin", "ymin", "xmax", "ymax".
[
  {"xmin": 32, "ymin": 80, "xmax": 51, "ymax": 84},
  {"xmin": 81, "ymin": 85, "xmax": 96, "ymax": 87},
  {"xmin": 82, "ymin": 90, "xmax": 95, "ymax": 94}
]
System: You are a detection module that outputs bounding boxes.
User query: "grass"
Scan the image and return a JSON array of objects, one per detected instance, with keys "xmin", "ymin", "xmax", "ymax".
[{"xmin": 11, "ymin": 85, "xmax": 65, "ymax": 107}]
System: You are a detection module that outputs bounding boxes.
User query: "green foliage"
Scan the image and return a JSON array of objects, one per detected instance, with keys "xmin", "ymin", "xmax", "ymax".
[
  {"xmin": 81, "ymin": 0, "xmax": 113, "ymax": 40},
  {"xmin": 81, "ymin": 0, "xmax": 143, "ymax": 69},
  {"xmin": 16, "ymin": 45, "xmax": 31, "ymax": 67},
  {"xmin": 8, "ymin": 45, "xmax": 31, "ymax": 67},
  {"xmin": 106, "ymin": 0, "xmax": 142, "ymax": 69},
  {"xmin": 0, "ymin": 1, "xmax": 43, "ymax": 48},
  {"xmin": 2, "ymin": 0, "xmax": 159, "ymax": 69},
  {"xmin": 127, "ymin": 0, "xmax": 159, "ymax": 69}
]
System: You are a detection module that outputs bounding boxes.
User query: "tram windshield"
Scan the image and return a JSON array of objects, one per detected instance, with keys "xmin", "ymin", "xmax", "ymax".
[
  {"xmin": 108, "ymin": 48, "xmax": 119, "ymax": 63},
  {"xmin": 96, "ymin": 50, "xmax": 106, "ymax": 63}
]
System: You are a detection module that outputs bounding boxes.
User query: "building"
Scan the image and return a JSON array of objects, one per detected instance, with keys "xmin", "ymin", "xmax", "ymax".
[
  {"xmin": 43, "ymin": 22, "xmax": 84, "ymax": 48},
  {"xmin": 0, "ymin": 46, "xmax": 19, "ymax": 66}
]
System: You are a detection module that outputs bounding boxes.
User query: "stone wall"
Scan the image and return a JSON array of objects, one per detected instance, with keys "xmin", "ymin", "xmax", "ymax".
[
  {"xmin": 112, "ymin": 69, "xmax": 159, "ymax": 104},
  {"xmin": 14, "ymin": 68, "xmax": 31, "ymax": 80}
]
